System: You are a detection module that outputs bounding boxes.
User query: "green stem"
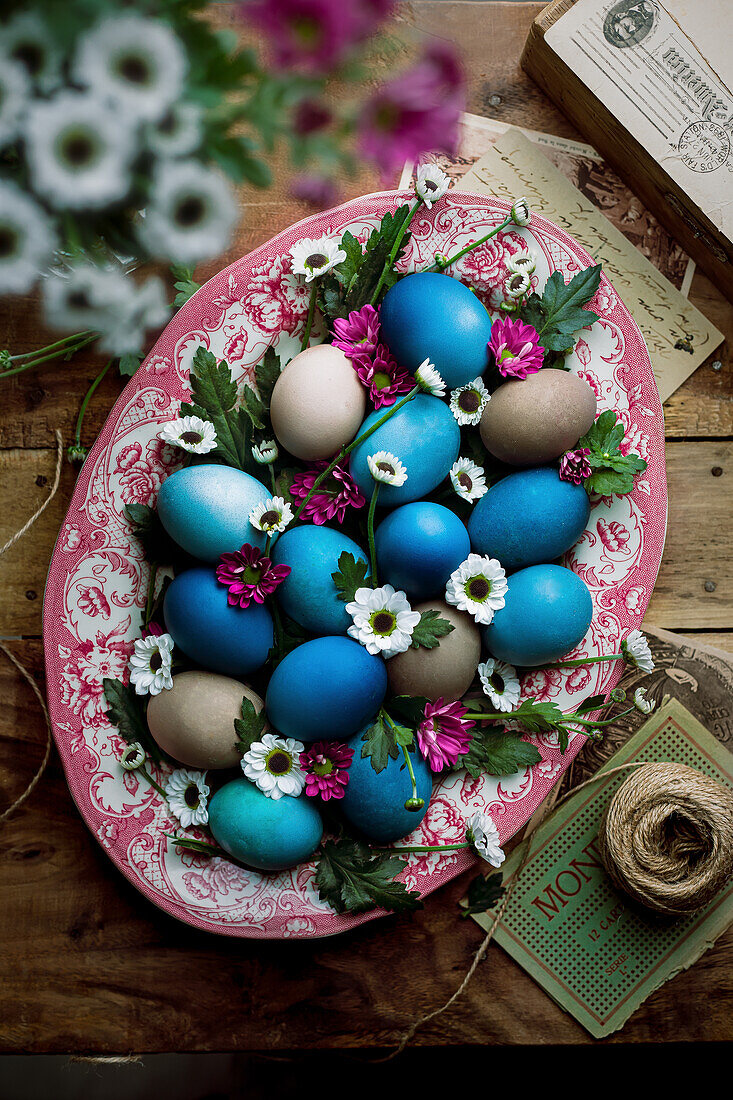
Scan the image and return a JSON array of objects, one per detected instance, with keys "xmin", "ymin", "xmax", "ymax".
[
  {"xmin": 427, "ymin": 214, "xmax": 513, "ymax": 272},
  {"xmin": 533, "ymin": 652, "xmax": 623, "ymax": 670},
  {"xmin": 139, "ymin": 764, "xmax": 167, "ymax": 800},
  {"xmin": 373, "ymin": 842, "xmax": 471, "ymax": 854},
  {"xmin": 0, "ymin": 333, "xmax": 98, "ymax": 379},
  {"xmin": 268, "ymin": 464, "xmax": 277, "ymax": 493},
  {"xmin": 400, "ymin": 742, "xmax": 422, "ymax": 808},
  {"xmin": 300, "ymin": 282, "xmax": 318, "ymax": 351},
  {"xmin": 370, "ymin": 198, "xmax": 422, "ymax": 305},
  {"xmin": 163, "ymin": 833, "xmax": 226, "ymax": 857},
  {"xmin": 73, "ymin": 358, "xmax": 113, "ymax": 450},
  {"xmin": 144, "ymin": 563, "xmax": 158, "ymax": 628},
  {"xmin": 9, "ymin": 330, "xmax": 95, "ymax": 362},
  {"xmin": 366, "ymin": 481, "xmax": 380, "ymax": 586}
]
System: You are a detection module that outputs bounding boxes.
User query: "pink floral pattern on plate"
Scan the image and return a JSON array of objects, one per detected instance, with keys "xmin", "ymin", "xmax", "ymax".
[{"xmin": 43, "ymin": 191, "xmax": 667, "ymax": 938}]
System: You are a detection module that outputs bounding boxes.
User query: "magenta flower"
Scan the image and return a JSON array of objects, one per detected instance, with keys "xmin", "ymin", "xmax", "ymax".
[
  {"xmin": 290, "ymin": 462, "xmax": 366, "ymax": 525},
  {"xmin": 244, "ymin": 0, "xmax": 380, "ymax": 71},
  {"xmin": 300, "ymin": 740, "xmax": 354, "ymax": 800},
  {"xmin": 489, "ymin": 316, "xmax": 544, "ymax": 380},
  {"xmin": 332, "ymin": 304, "xmax": 381, "ymax": 363},
  {"xmin": 291, "ymin": 174, "xmax": 338, "ymax": 208},
  {"xmin": 353, "ymin": 343, "xmax": 414, "ymax": 409},
  {"xmin": 417, "ymin": 697, "xmax": 475, "ymax": 773},
  {"xmin": 559, "ymin": 447, "xmax": 592, "ymax": 486},
  {"xmin": 216, "ymin": 544, "xmax": 291, "ymax": 608}
]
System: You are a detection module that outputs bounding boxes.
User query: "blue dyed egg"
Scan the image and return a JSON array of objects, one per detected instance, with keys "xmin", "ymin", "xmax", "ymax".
[
  {"xmin": 164, "ymin": 567, "xmax": 273, "ymax": 677},
  {"xmin": 266, "ymin": 636, "xmax": 387, "ymax": 742},
  {"xmin": 380, "ymin": 272, "xmax": 492, "ymax": 388},
  {"xmin": 468, "ymin": 467, "xmax": 591, "ymax": 570},
  {"xmin": 341, "ymin": 734, "xmax": 433, "ymax": 843},
  {"xmin": 482, "ymin": 564, "xmax": 593, "ymax": 667},
  {"xmin": 208, "ymin": 778, "xmax": 323, "ymax": 871},
  {"xmin": 271, "ymin": 525, "xmax": 368, "ymax": 636},
  {"xmin": 157, "ymin": 464, "xmax": 269, "ymax": 562},
  {"xmin": 349, "ymin": 395, "xmax": 460, "ymax": 506},
  {"xmin": 375, "ymin": 502, "xmax": 470, "ymax": 601}
]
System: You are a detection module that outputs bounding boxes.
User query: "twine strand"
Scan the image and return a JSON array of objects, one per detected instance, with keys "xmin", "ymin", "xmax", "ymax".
[{"xmin": 0, "ymin": 429, "xmax": 63, "ymax": 556}]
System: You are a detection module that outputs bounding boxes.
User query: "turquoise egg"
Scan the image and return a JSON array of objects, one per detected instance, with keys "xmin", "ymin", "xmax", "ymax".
[
  {"xmin": 349, "ymin": 395, "xmax": 460, "ymax": 506},
  {"xmin": 271, "ymin": 525, "xmax": 368, "ymax": 636},
  {"xmin": 375, "ymin": 502, "xmax": 470, "ymax": 601},
  {"xmin": 164, "ymin": 567, "xmax": 273, "ymax": 677},
  {"xmin": 482, "ymin": 564, "xmax": 593, "ymax": 667},
  {"xmin": 341, "ymin": 734, "xmax": 433, "ymax": 843},
  {"xmin": 379, "ymin": 272, "xmax": 492, "ymax": 388},
  {"xmin": 208, "ymin": 778, "xmax": 323, "ymax": 871},
  {"xmin": 266, "ymin": 636, "xmax": 387, "ymax": 742},
  {"xmin": 468, "ymin": 467, "xmax": 591, "ymax": 570},
  {"xmin": 157, "ymin": 464, "xmax": 269, "ymax": 562}
]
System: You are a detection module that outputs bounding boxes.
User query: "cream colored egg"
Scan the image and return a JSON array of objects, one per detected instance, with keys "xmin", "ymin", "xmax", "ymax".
[
  {"xmin": 147, "ymin": 671, "xmax": 263, "ymax": 770},
  {"xmin": 387, "ymin": 600, "xmax": 481, "ymax": 701},
  {"xmin": 270, "ymin": 344, "xmax": 367, "ymax": 461}
]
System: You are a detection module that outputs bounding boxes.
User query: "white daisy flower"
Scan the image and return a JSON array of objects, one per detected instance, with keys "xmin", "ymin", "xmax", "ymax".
[
  {"xmin": 0, "ymin": 182, "xmax": 57, "ymax": 296},
  {"xmin": 478, "ymin": 658, "xmax": 521, "ymax": 712},
  {"xmin": 241, "ymin": 732, "xmax": 306, "ymax": 800},
  {"xmin": 415, "ymin": 162, "xmax": 450, "ymax": 208},
  {"xmin": 119, "ymin": 742, "xmax": 146, "ymax": 772},
  {"xmin": 467, "ymin": 810, "xmax": 505, "ymax": 868},
  {"xmin": 138, "ymin": 159, "xmax": 238, "ymax": 265},
  {"xmin": 145, "ymin": 102, "xmax": 203, "ymax": 158},
  {"xmin": 25, "ymin": 90, "xmax": 136, "ymax": 211},
  {"xmin": 504, "ymin": 270, "xmax": 531, "ymax": 301},
  {"xmin": 346, "ymin": 584, "xmax": 421, "ymax": 658},
  {"xmin": 43, "ymin": 261, "xmax": 137, "ymax": 337},
  {"xmin": 621, "ymin": 629, "xmax": 655, "ymax": 674},
  {"xmin": 445, "ymin": 554, "xmax": 507, "ymax": 625},
  {"xmin": 415, "ymin": 358, "xmax": 446, "ymax": 397},
  {"xmin": 449, "ymin": 458, "xmax": 488, "ymax": 503},
  {"xmin": 97, "ymin": 274, "xmax": 169, "ymax": 357},
  {"xmin": 289, "ymin": 235, "xmax": 347, "ymax": 282},
  {"xmin": 510, "ymin": 197, "xmax": 531, "ymax": 226},
  {"xmin": 249, "ymin": 496, "xmax": 293, "ymax": 534},
  {"xmin": 165, "ymin": 768, "xmax": 210, "ymax": 827},
  {"xmin": 128, "ymin": 633, "xmax": 174, "ymax": 696},
  {"xmin": 252, "ymin": 439, "xmax": 278, "ymax": 465},
  {"xmin": 160, "ymin": 415, "xmax": 218, "ymax": 455},
  {"xmin": 3, "ymin": 11, "xmax": 62, "ymax": 92},
  {"xmin": 449, "ymin": 377, "xmax": 490, "ymax": 426},
  {"xmin": 73, "ymin": 14, "xmax": 186, "ymax": 123},
  {"xmin": 367, "ymin": 451, "xmax": 408, "ymax": 487},
  {"xmin": 633, "ymin": 687, "xmax": 656, "ymax": 715},
  {"xmin": 0, "ymin": 58, "xmax": 30, "ymax": 146},
  {"xmin": 506, "ymin": 249, "xmax": 536, "ymax": 276}
]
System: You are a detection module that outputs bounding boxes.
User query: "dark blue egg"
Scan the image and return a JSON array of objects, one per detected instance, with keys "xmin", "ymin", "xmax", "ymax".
[
  {"xmin": 271, "ymin": 525, "xmax": 367, "ymax": 636},
  {"xmin": 164, "ymin": 567, "xmax": 273, "ymax": 677},
  {"xmin": 468, "ymin": 467, "xmax": 591, "ymax": 570},
  {"xmin": 482, "ymin": 564, "xmax": 593, "ymax": 667},
  {"xmin": 266, "ymin": 636, "xmax": 387, "ymax": 742},
  {"xmin": 375, "ymin": 502, "xmax": 470, "ymax": 601},
  {"xmin": 157, "ymin": 464, "xmax": 269, "ymax": 562},
  {"xmin": 349, "ymin": 395, "xmax": 460, "ymax": 506},
  {"xmin": 380, "ymin": 272, "xmax": 492, "ymax": 388},
  {"xmin": 208, "ymin": 778, "xmax": 323, "ymax": 871},
  {"xmin": 341, "ymin": 734, "xmax": 433, "ymax": 843}
]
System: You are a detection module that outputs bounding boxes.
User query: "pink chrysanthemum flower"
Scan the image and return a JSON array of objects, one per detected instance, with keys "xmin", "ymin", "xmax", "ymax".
[
  {"xmin": 243, "ymin": 0, "xmax": 377, "ymax": 71},
  {"xmin": 559, "ymin": 447, "xmax": 592, "ymax": 485},
  {"xmin": 216, "ymin": 544, "xmax": 290, "ymax": 608},
  {"xmin": 489, "ymin": 316, "xmax": 544, "ymax": 380},
  {"xmin": 290, "ymin": 462, "xmax": 366, "ymax": 525},
  {"xmin": 300, "ymin": 740, "xmax": 354, "ymax": 800},
  {"xmin": 353, "ymin": 343, "xmax": 414, "ymax": 409},
  {"xmin": 332, "ymin": 304, "xmax": 381, "ymax": 363},
  {"xmin": 417, "ymin": 697, "xmax": 475, "ymax": 773}
]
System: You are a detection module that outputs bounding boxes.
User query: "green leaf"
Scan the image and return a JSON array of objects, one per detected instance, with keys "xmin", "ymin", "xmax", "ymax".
[
  {"xmin": 574, "ymin": 693, "xmax": 608, "ymax": 716},
  {"xmin": 360, "ymin": 710, "xmax": 407, "ymax": 773},
  {"xmin": 314, "ymin": 836, "xmax": 422, "ymax": 915},
  {"xmin": 180, "ymin": 345, "xmax": 251, "ymax": 470},
  {"xmin": 240, "ymin": 383, "xmax": 266, "ymax": 430},
  {"xmin": 163, "ymin": 833, "xmax": 226, "ymax": 857},
  {"xmin": 331, "ymin": 551, "xmax": 370, "ymax": 603},
  {"xmin": 410, "ymin": 609, "xmax": 455, "ymax": 650},
  {"xmin": 389, "ymin": 695, "xmax": 430, "ymax": 729},
  {"xmin": 500, "ymin": 698, "xmax": 565, "ymax": 734},
  {"xmin": 171, "ymin": 264, "xmax": 201, "ymax": 309},
  {"xmin": 323, "ymin": 205, "xmax": 413, "ymax": 320},
  {"xmin": 578, "ymin": 409, "xmax": 648, "ymax": 497},
  {"xmin": 461, "ymin": 871, "xmax": 506, "ymax": 917},
  {"xmin": 119, "ymin": 353, "xmax": 142, "ymax": 377},
  {"xmin": 459, "ymin": 726, "xmax": 542, "ymax": 778},
  {"xmin": 124, "ymin": 503, "xmax": 178, "ymax": 564},
  {"xmin": 234, "ymin": 696, "xmax": 267, "ymax": 755},
  {"xmin": 254, "ymin": 347, "xmax": 282, "ymax": 409},
  {"xmin": 333, "ymin": 230, "xmax": 365, "ymax": 292},
  {"xmin": 103, "ymin": 678, "xmax": 163, "ymax": 764},
  {"xmin": 520, "ymin": 265, "xmax": 601, "ymax": 360}
]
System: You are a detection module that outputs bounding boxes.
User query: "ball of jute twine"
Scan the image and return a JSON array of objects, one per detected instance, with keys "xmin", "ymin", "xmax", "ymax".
[{"xmin": 597, "ymin": 761, "xmax": 733, "ymax": 916}]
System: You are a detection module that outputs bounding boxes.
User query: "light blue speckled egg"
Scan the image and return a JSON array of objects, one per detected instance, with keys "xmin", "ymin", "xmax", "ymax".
[
  {"xmin": 482, "ymin": 563, "xmax": 593, "ymax": 667},
  {"xmin": 208, "ymin": 778, "xmax": 323, "ymax": 871},
  {"xmin": 375, "ymin": 502, "xmax": 470, "ymax": 601},
  {"xmin": 349, "ymin": 395, "xmax": 460, "ymax": 506},
  {"xmin": 157, "ymin": 464, "xmax": 269, "ymax": 562},
  {"xmin": 266, "ymin": 636, "xmax": 387, "ymax": 742},
  {"xmin": 341, "ymin": 734, "xmax": 433, "ymax": 843},
  {"xmin": 164, "ymin": 567, "xmax": 273, "ymax": 677},
  {"xmin": 379, "ymin": 272, "xmax": 492, "ymax": 388},
  {"xmin": 468, "ymin": 467, "xmax": 591, "ymax": 570},
  {"xmin": 271, "ymin": 524, "xmax": 368, "ymax": 636}
]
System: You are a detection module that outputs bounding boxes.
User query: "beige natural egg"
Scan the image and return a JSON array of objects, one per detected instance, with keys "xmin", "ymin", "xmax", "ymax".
[
  {"xmin": 387, "ymin": 600, "xmax": 481, "ymax": 701},
  {"xmin": 270, "ymin": 344, "xmax": 367, "ymax": 461},
  {"xmin": 480, "ymin": 368, "xmax": 597, "ymax": 466},
  {"xmin": 147, "ymin": 671, "xmax": 263, "ymax": 770}
]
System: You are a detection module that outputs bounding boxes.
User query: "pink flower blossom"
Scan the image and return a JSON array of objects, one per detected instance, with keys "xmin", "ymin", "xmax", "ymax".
[
  {"xmin": 353, "ymin": 342, "xmax": 413, "ymax": 408},
  {"xmin": 244, "ymin": 0, "xmax": 380, "ymax": 71},
  {"xmin": 489, "ymin": 316, "xmax": 544, "ymax": 380},
  {"xmin": 216, "ymin": 544, "xmax": 290, "ymax": 608},
  {"xmin": 300, "ymin": 740, "xmax": 354, "ymax": 800},
  {"xmin": 417, "ymin": 697, "xmax": 474, "ymax": 773},
  {"xmin": 559, "ymin": 447, "xmax": 592, "ymax": 486},
  {"xmin": 291, "ymin": 174, "xmax": 338, "ymax": 208},
  {"xmin": 290, "ymin": 462, "xmax": 365, "ymax": 525},
  {"xmin": 332, "ymin": 304, "xmax": 381, "ymax": 363}
]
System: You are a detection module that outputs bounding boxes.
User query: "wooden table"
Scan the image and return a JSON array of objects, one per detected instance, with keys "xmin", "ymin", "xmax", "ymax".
[{"xmin": 1, "ymin": 3, "xmax": 731, "ymax": 1052}]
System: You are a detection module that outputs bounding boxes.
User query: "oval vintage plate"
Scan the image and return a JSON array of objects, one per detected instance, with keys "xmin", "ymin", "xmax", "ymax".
[{"xmin": 43, "ymin": 191, "xmax": 667, "ymax": 938}]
